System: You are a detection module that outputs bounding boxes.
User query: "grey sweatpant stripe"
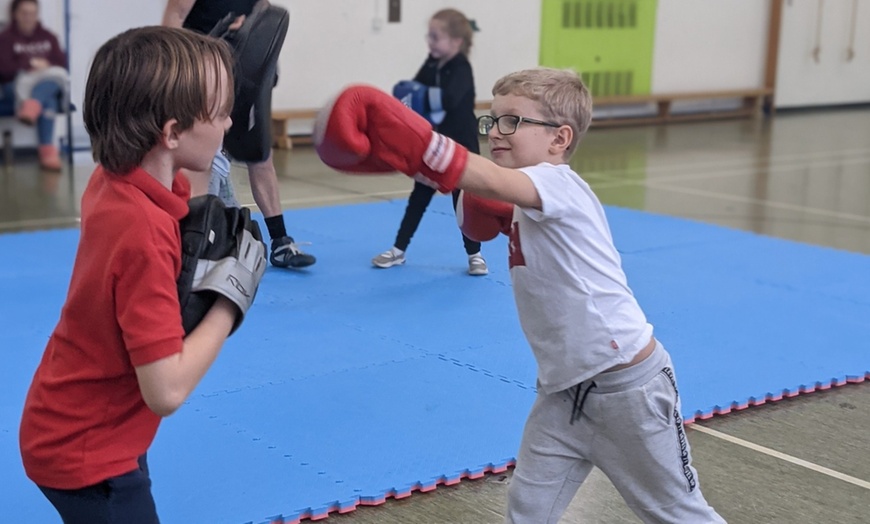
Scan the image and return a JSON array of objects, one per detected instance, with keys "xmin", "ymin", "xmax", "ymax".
[{"xmin": 506, "ymin": 342, "xmax": 725, "ymax": 523}]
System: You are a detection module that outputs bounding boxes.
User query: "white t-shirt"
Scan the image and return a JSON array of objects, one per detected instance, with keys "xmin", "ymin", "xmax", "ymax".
[{"xmin": 509, "ymin": 163, "xmax": 653, "ymax": 394}]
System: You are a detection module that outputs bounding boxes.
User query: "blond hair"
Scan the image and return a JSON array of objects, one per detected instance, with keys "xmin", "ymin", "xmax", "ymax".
[
  {"xmin": 492, "ymin": 68, "xmax": 593, "ymax": 158},
  {"xmin": 432, "ymin": 8, "xmax": 473, "ymax": 56},
  {"xmin": 83, "ymin": 27, "xmax": 233, "ymax": 174}
]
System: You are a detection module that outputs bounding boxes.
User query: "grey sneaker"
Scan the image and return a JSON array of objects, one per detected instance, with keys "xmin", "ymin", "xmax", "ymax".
[
  {"xmin": 468, "ymin": 253, "xmax": 488, "ymax": 276},
  {"xmin": 372, "ymin": 249, "xmax": 405, "ymax": 268}
]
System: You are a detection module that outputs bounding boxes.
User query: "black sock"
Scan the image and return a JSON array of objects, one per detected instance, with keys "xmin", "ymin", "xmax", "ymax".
[{"xmin": 265, "ymin": 215, "xmax": 287, "ymax": 241}]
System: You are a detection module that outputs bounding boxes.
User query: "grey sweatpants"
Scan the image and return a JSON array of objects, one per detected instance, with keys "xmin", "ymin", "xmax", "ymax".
[{"xmin": 506, "ymin": 342, "xmax": 725, "ymax": 523}]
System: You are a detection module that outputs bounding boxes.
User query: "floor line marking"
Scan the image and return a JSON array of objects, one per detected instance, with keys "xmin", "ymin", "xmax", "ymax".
[
  {"xmin": 619, "ymin": 147, "xmax": 870, "ymax": 177},
  {"xmin": 0, "ymin": 216, "xmax": 80, "ymax": 231},
  {"xmin": 642, "ymin": 182, "xmax": 870, "ymax": 224},
  {"xmin": 269, "ymin": 154, "xmax": 869, "ymax": 211},
  {"xmin": 690, "ymin": 424, "xmax": 870, "ymax": 490},
  {"xmin": 639, "ymin": 155, "xmax": 870, "ymax": 184},
  {"xmin": 587, "ymin": 155, "xmax": 870, "ymax": 186},
  {"xmin": 244, "ymin": 179, "xmax": 870, "ymax": 227}
]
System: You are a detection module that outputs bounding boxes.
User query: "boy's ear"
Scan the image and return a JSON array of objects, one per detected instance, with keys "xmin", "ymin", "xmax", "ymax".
[
  {"xmin": 550, "ymin": 125, "xmax": 573, "ymax": 155},
  {"xmin": 161, "ymin": 119, "xmax": 181, "ymax": 150}
]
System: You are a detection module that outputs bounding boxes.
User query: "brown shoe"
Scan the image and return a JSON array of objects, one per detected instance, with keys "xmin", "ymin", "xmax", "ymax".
[
  {"xmin": 17, "ymin": 99, "xmax": 42, "ymax": 125},
  {"xmin": 38, "ymin": 144, "xmax": 62, "ymax": 171}
]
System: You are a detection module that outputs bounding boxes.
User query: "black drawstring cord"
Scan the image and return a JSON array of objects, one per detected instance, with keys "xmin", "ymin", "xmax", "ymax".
[{"xmin": 570, "ymin": 381, "xmax": 597, "ymax": 425}]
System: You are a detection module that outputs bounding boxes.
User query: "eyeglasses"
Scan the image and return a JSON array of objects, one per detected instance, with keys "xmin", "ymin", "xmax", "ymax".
[{"xmin": 477, "ymin": 114, "xmax": 562, "ymax": 136}]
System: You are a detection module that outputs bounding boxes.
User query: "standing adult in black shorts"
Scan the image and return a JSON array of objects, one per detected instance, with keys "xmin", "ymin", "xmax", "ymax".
[{"xmin": 163, "ymin": 0, "xmax": 316, "ymax": 269}]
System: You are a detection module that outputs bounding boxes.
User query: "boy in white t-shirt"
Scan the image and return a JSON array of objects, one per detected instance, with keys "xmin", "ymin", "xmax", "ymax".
[{"xmin": 314, "ymin": 68, "xmax": 725, "ymax": 523}]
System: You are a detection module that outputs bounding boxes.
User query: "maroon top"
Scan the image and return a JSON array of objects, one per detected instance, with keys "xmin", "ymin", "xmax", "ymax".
[{"xmin": 0, "ymin": 22, "xmax": 66, "ymax": 84}]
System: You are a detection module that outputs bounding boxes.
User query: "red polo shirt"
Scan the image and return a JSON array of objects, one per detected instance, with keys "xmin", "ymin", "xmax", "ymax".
[{"xmin": 20, "ymin": 166, "xmax": 190, "ymax": 489}]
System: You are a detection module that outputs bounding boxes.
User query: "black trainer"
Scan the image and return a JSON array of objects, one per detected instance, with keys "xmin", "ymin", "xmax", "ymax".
[{"xmin": 270, "ymin": 236, "xmax": 316, "ymax": 268}]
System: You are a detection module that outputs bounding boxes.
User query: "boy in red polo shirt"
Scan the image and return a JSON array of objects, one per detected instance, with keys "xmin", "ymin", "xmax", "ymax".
[{"xmin": 19, "ymin": 27, "xmax": 258, "ymax": 524}]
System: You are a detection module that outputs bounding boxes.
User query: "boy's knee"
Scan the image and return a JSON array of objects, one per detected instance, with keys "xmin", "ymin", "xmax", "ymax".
[{"xmin": 505, "ymin": 472, "xmax": 566, "ymax": 524}]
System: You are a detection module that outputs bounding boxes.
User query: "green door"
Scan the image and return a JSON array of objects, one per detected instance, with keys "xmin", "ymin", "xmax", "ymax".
[{"xmin": 539, "ymin": 0, "xmax": 658, "ymax": 97}]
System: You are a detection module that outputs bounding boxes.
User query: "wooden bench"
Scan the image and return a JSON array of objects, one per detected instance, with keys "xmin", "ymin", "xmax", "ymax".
[
  {"xmin": 270, "ymin": 88, "xmax": 772, "ymax": 148},
  {"xmin": 271, "ymin": 109, "xmax": 319, "ymax": 149},
  {"xmin": 590, "ymin": 88, "xmax": 773, "ymax": 127}
]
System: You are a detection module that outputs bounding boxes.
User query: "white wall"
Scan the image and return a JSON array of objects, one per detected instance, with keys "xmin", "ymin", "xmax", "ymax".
[
  {"xmin": 49, "ymin": 0, "xmax": 866, "ymax": 144},
  {"xmin": 278, "ymin": 0, "xmax": 775, "ymax": 108},
  {"xmin": 775, "ymin": 0, "xmax": 870, "ymax": 107},
  {"xmin": 0, "ymin": 0, "xmax": 64, "ymax": 33},
  {"xmin": 276, "ymin": 0, "xmax": 539, "ymax": 110},
  {"xmin": 273, "ymin": 0, "xmax": 539, "ymax": 134},
  {"xmin": 62, "ymin": 0, "xmax": 538, "ymax": 142},
  {"xmin": 651, "ymin": 0, "xmax": 771, "ymax": 93},
  {"xmin": 65, "ymin": 1, "xmax": 165, "ymax": 144}
]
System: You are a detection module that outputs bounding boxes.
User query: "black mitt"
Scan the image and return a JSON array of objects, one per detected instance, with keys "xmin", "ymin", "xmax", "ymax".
[
  {"xmin": 209, "ymin": 2, "xmax": 290, "ymax": 163},
  {"xmin": 177, "ymin": 195, "xmax": 267, "ymax": 335}
]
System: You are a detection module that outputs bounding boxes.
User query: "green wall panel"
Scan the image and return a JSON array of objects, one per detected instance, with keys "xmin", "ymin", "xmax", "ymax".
[{"xmin": 539, "ymin": 0, "xmax": 658, "ymax": 96}]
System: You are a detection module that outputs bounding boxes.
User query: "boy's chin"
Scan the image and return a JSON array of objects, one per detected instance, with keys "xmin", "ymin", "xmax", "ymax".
[{"xmin": 177, "ymin": 164, "xmax": 211, "ymax": 178}]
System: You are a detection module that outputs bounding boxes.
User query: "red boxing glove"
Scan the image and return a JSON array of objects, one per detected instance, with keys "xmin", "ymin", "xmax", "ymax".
[
  {"xmin": 456, "ymin": 190, "xmax": 514, "ymax": 242},
  {"xmin": 313, "ymin": 84, "xmax": 468, "ymax": 193}
]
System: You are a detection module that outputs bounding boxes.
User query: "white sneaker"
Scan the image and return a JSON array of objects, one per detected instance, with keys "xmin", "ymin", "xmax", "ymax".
[
  {"xmin": 372, "ymin": 248, "xmax": 405, "ymax": 268},
  {"xmin": 468, "ymin": 253, "xmax": 488, "ymax": 276}
]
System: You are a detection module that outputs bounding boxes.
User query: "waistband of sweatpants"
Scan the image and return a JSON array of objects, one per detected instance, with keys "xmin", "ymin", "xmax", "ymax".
[{"xmin": 588, "ymin": 340, "xmax": 668, "ymax": 394}]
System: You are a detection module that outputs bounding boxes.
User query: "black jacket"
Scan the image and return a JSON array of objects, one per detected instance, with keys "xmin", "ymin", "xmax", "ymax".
[{"xmin": 413, "ymin": 53, "xmax": 480, "ymax": 154}]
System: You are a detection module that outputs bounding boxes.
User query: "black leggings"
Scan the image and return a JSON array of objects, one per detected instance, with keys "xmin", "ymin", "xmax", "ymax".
[{"xmin": 394, "ymin": 182, "xmax": 481, "ymax": 255}]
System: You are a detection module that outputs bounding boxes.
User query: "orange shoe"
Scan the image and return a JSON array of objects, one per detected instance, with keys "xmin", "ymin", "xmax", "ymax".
[
  {"xmin": 38, "ymin": 144, "xmax": 62, "ymax": 171},
  {"xmin": 17, "ymin": 99, "xmax": 42, "ymax": 125}
]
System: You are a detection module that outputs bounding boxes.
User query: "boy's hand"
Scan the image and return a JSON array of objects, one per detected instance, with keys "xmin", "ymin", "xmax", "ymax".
[
  {"xmin": 30, "ymin": 58, "xmax": 50, "ymax": 70},
  {"xmin": 456, "ymin": 190, "xmax": 514, "ymax": 242},
  {"xmin": 313, "ymin": 84, "xmax": 468, "ymax": 193},
  {"xmin": 228, "ymin": 14, "xmax": 246, "ymax": 31}
]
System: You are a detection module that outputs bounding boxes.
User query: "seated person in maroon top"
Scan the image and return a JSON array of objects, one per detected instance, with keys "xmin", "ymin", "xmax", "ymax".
[{"xmin": 0, "ymin": 0, "xmax": 68, "ymax": 170}]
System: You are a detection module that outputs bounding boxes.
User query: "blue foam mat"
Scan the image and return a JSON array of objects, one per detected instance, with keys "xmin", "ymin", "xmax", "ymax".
[{"xmin": 2, "ymin": 196, "xmax": 868, "ymax": 523}]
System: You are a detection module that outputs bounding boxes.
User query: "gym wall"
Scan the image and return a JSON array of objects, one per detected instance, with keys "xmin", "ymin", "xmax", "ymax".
[{"xmin": 19, "ymin": 0, "xmax": 870, "ymax": 145}]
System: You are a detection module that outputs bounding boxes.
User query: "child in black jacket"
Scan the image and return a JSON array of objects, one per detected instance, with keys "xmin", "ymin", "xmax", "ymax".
[{"xmin": 372, "ymin": 8, "xmax": 488, "ymax": 275}]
